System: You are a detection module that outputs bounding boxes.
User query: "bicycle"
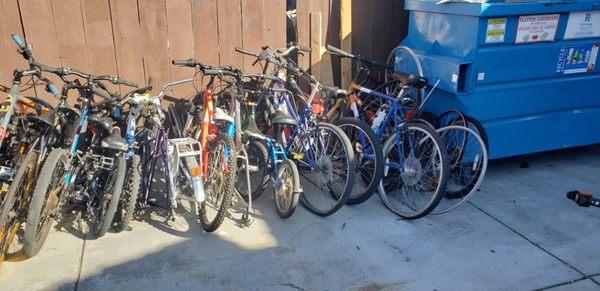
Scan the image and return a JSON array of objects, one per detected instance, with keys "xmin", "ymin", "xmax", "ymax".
[
  {"xmin": 165, "ymin": 60, "xmax": 237, "ymax": 232},
  {"xmin": 0, "ymin": 35, "xmax": 76, "ymax": 261},
  {"xmin": 25, "ymin": 65, "xmax": 136, "ymax": 256},
  {"xmin": 235, "ymin": 44, "xmax": 356, "ymax": 216},
  {"xmin": 328, "ymin": 45, "xmax": 450, "ymax": 219},
  {"xmin": 133, "ymin": 78, "xmax": 206, "ymax": 228},
  {"xmin": 190, "ymin": 66, "xmax": 303, "ymax": 219}
]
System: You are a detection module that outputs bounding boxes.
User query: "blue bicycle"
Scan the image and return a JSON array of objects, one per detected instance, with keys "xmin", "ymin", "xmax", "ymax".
[
  {"xmin": 327, "ymin": 45, "xmax": 450, "ymax": 219},
  {"xmin": 235, "ymin": 45, "xmax": 356, "ymax": 217}
]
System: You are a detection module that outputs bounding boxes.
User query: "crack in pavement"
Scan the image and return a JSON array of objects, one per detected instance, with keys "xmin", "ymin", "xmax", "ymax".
[
  {"xmin": 73, "ymin": 233, "xmax": 88, "ymax": 291},
  {"xmin": 468, "ymin": 201, "xmax": 600, "ymax": 288}
]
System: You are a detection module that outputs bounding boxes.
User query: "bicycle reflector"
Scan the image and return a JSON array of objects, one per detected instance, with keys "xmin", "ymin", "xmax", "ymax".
[
  {"xmin": 190, "ymin": 166, "xmax": 201, "ymax": 177},
  {"xmin": 406, "ymin": 109, "xmax": 415, "ymax": 120}
]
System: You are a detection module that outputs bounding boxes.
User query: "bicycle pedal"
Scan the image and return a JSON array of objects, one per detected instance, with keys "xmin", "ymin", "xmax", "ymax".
[{"xmin": 292, "ymin": 153, "xmax": 304, "ymax": 160}]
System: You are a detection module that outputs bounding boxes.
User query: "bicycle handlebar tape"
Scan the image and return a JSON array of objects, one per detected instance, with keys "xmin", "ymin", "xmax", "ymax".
[{"xmin": 11, "ymin": 34, "xmax": 26, "ymax": 50}]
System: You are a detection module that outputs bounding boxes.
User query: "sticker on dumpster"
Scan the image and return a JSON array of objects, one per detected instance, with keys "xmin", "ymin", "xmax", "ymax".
[
  {"xmin": 486, "ymin": 18, "xmax": 507, "ymax": 43},
  {"xmin": 515, "ymin": 14, "xmax": 560, "ymax": 44},
  {"xmin": 564, "ymin": 11, "xmax": 600, "ymax": 40},
  {"xmin": 555, "ymin": 44, "xmax": 599, "ymax": 74}
]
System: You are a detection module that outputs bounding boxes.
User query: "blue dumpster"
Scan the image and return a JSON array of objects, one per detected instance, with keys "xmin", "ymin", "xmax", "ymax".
[{"xmin": 396, "ymin": 0, "xmax": 600, "ymax": 159}]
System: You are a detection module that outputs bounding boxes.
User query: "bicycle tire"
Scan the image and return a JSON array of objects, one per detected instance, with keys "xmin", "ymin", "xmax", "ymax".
[
  {"xmin": 198, "ymin": 133, "xmax": 235, "ymax": 232},
  {"xmin": 114, "ymin": 154, "xmax": 141, "ymax": 232},
  {"xmin": 274, "ymin": 159, "xmax": 301, "ymax": 218},
  {"xmin": 23, "ymin": 148, "xmax": 68, "ymax": 257},
  {"xmin": 378, "ymin": 122, "xmax": 449, "ymax": 219},
  {"xmin": 299, "ymin": 122, "xmax": 355, "ymax": 216},
  {"xmin": 333, "ymin": 117, "xmax": 383, "ymax": 205},
  {"xmin": 0, "ymin": 150, "xmax": 37, "ymax": 261},
  {"xmin": 236, "ymin": 139, "xmax": 269, "ymax": 202},
  {"xmin": 93, "ymin": 155, "xmax": 126, "ymax": 238},
  {"xmin": 431, "ymin": 125, "xmax": 488, "ymax": 214}
]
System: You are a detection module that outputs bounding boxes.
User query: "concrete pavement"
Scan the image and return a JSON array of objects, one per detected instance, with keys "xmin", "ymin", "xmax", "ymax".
[{"xmin": 1, "ymin": 146, "xmax": 599, "ymax": 290}]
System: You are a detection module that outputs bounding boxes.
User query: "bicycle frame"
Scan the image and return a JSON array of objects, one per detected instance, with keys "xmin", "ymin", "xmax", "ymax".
[{"xmin": 140, "ymin": 78, "xmax": 205, "ymax": 210}]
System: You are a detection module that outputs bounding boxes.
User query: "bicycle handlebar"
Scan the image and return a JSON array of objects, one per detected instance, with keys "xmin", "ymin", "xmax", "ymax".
[{"xmin": 326, "ymin": 44, "xmax": 391, "ymax": 70}]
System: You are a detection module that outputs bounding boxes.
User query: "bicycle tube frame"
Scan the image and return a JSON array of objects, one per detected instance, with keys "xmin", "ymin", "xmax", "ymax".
[{"xmin": 0, "ymin": 84, "xmax": 21, "ymax": 148}]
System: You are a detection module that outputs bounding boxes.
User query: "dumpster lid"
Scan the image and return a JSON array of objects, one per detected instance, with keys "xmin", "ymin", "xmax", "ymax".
[{"xmin": 406, "ymin": 0, "xmax": 600, "ymax": 16}]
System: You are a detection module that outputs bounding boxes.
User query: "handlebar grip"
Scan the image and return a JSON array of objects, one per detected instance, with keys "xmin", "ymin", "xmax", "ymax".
[
  {"xmin": 326, "ymin": 44, "xmax": 353, "ymax": 58},
  {"xmin": 47, "ymin": 83, "xmax": 60, "ymax": 96},
  {"xmin": 220, "ymin": 77, "xmax": 235, "ymax": 85},
  {"xmin": 287, "ymin": 66, "xmax": 300, "ymax": 75},
  {"xmin": 235, "ymin": 47, "xmax": 259, "ymax": 57},
  {"xmin": 92, "ymin": 88, "xmax": 112, "ymax": 101},
  {"xmin": 121, "ymin": 80, "xmax": 138, "ymax": 87},
  {"xmin": 172, "ymin": 59, "xmax": 196, "ymax": 67},
  {"xmin": 11, "ymin": 34, "xmax": 26, "ymax": 50},
  {"xmin": 298, "ymin": 44, "xmax": 312, "ymax": 53},
  {"xmin": 203, "ymin": 69, "xmax": 220, "ymax": 76}
]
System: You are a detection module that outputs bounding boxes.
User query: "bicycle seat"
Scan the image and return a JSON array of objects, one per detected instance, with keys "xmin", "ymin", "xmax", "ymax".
[
  {"xmin": 26, "ymin": 110, "xmax": 55, "ymax": 131},
  {"xmin": 323, "ymin": 86, "xmax": 348, "ymax": 99},
  {"xmin": 392, "ymin": 72, "xmax": 428, "ymax": 89},
  {"xmin": 89, "ymin": 114, "xmax": 114, "ymax": 132},
  {"xmin": 272, "ymin": 110, "xmax": 298, "ymax": 126},
  {"xmin": 407, "ymin": 74, "xmax": 428, "ymax": 89},
  {"xmin": 101, "ymin": 127, "xmax": 128, "ymax": 151},
  {"xmin": 244, "ymin": 130, "xmax": 266, "ymax": 141},
  {"xmin": 212, "ymin": 107, "xmax": 234, "ymax": 124}
]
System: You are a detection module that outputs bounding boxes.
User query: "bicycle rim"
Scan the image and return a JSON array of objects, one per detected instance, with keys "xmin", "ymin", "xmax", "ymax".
[
  {"xmin": 299, "ymin": 123, "xmax": 354, "ymax": 216},
  {"xmin": 431, "ymin": 125, "xmax": 488, "ymax": 214},
  {"xmin": 378, "ymin": 123, "xmax": 448, "ymax": 219}
]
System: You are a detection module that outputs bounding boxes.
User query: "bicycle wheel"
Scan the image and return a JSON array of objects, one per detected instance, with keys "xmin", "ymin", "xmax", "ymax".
[
  {"xmin": 437, "ymin": 109, "xmax": 466, "ymax": 129},
  {"xmin": 0, "ymin": 151, "xmax": 37, "ymax": 262},
  {"xmin": 274, "ymin": 159, "xmax": 301, "ymax": 218},
  {"xmin": 298, "ymin": 122, "xmax": 355, "ymax": 216},
  {"xmin": 431, "ymin": 125, "xmax": 488, "ymax": 214},
  {"xmin": 92, "ymin": 155, "xmax": 126, "ymax": 238},
  {"xmin": 235, "ymin": 140, "xmax": 268, "ymax": 202},
  {"xmin": 333, "ymin": 117, "xmax": 383, "ymax": 205},
  {"xmin": 198, "ymin": 133, "xmax": 235, "ymax": 232},
  {"xmin": 114, "ymin": 154, "xmax": 141, "ymax": 232},
  {"xmin": 378, "ymin": 122, "xmax": 449, "ymax": 219},
  {"xmin": 385, "ymin": 45, "xmax": 425, "ymax": 98},
  {"xmin": 23, "ymin": 148, "xmax": 68, "ymax": 257}
]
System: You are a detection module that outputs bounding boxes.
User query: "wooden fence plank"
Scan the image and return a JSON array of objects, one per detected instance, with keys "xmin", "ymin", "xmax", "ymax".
[
  {"xmin": 19, "ymin": 0, "xmax": 62, "ymax": 101},
  {"xmin": 217, "ymin": 0, "xmax": 243, "ymax": 68},
  {"xmin": 241, "ymin": 0, "xmax": 264, "ymax": 73},
  {"xmin": 50, "ymin": 0, "xmax": 90, "ymax": 71},
  {"xmin": 310, "ymin": 12, "xmax": 322, "ymax": 80},
  {"xmin": 263, "ymin": 0, "xmax": 285, "ymax": 50},
  {"xmin": 139, "ymin": 0, "xmax": 171, "ymax": 94},
  {"xmin": 191, "ymin": 0, "xmax": 219, "ymax": 67},
  {"xmin": 82, "ymin": 0, "xmax": 119, "ymax": 93},
  {"xmin": 0, "ymin": 0, "xmax": 27, "ymax": 82},
  {"xmin": 340, "ymin": 0, "xmax": 352, "ymax": 89},
  {"xmin": 166, "ymin": 0, "xmax": 195, "ymax": 97},
  {"xmin": 296, "ymin": 0, "xmax": 310, "ymax": 69},
  {"xmin": 109, "ymin": 0, "xmax": 146, "ymax": 91}
]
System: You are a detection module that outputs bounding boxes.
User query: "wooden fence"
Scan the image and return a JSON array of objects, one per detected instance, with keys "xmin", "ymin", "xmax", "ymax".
[{"xmin": 0, "ymin": 0, "xmax": 405, "ymax": 100}]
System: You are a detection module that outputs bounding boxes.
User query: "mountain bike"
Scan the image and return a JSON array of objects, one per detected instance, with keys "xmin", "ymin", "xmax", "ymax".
[
  {"xmin": 0, "ymin": 35, "xmax": 80, "ymax": 261},
  {"xmin": 235, "ymin": 45, "xmax": 356, "ymax": 216},
  {"xmin": 24, "ymin": 66, "xmax": 136, "ymax": 256},
  {"xmin": 328, "ymin": 45, "xmax": 450, "ymax": 219}
]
